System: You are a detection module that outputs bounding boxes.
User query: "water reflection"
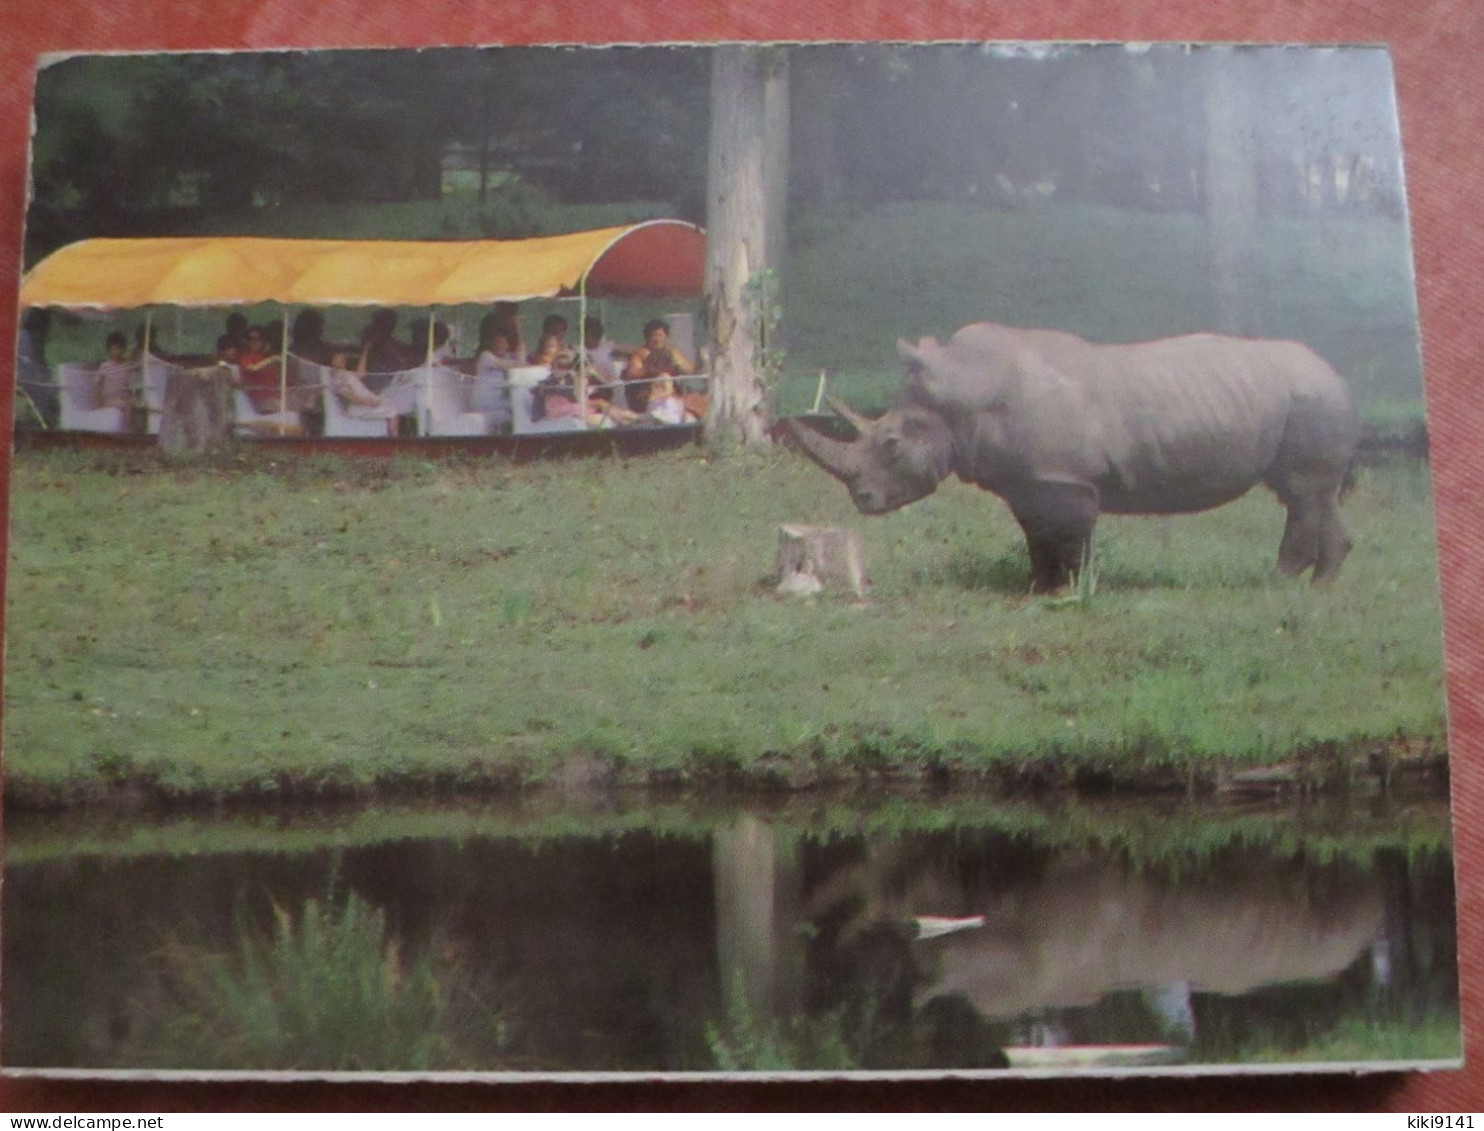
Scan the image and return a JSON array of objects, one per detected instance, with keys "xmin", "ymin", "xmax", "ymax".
[{"xmin": 2, "ymin": 797, "xmax": 1459, "ymax": 1074}]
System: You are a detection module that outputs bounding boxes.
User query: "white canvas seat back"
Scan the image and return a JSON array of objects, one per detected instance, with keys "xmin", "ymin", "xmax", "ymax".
[
  {"xmin": 310, "ymin": 360, "xmax": 389, "ymax": 438},
  {"xmin": 58, "ymin": 362, "xmax": 128, "ymax": 433},
  {"xmin": 232, "ymin": 384, "xmax": 302, "ymax": 436},
  {"xmin": 419, "ymin": 365, "xmax": 500, "ymax": 436},
  {"xmin": 469, "ymin": 366, "xmax": 514, "ymax": 422}
]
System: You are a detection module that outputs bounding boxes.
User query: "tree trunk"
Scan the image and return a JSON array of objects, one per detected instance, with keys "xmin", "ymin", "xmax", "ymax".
[
  {"xmin": 704, "ymin": 46, "xmax": 788, "ymax": 449},
  {"xmin": 477, "ymin": 80, "xmax": 494, "ymax": 206},
  {"xmin": 712, "ymin": 816, "xmax": 804, "ymax": 1031},
  {"xmin": 1203, "ymin": 47, "xmax": 1261, "ymax": 336},
  {"xmin": 763, "ymin": 51, "xmax": 790, "ymax": 296}
]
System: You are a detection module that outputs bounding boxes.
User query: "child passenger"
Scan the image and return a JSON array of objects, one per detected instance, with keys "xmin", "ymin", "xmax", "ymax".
[
  {"xmin": 93, "ymin": 331, "xmax": 135, "ymax": 411},
  {"xmin": 643, "ymin": 375, "xmax": 688, "ymax": 425}
]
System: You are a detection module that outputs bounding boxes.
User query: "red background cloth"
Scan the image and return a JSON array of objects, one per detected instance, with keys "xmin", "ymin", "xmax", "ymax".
[{"xmin": 0, "ymin": 0, "xmax": 1479, "ymax": 1111}]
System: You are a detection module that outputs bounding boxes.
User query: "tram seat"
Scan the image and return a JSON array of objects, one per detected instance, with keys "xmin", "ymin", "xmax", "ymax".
[
  {"xmin": 58, "ymin": 363, "xmax": 128, "ymax": 433},
  {"xmin": 321, "ymin": 382, "xmax": 393, "ymax": 438},
  {"xmin": 419, "ymin": 365, "xmax": 502, "ymax": 437},
  {"xmin": 232, "ymin": 389, "xmax": 303, "ymax": 437}
]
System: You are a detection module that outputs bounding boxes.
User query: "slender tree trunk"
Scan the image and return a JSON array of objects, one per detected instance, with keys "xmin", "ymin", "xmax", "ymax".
[
  {"xmin": 791, "ymin": 47, "xmax": 841, "ymax": 208},
  {"xmin": 705, "ymin": 46, "xmax": 788, "ymax": 449},
  {"xmin": 477, "ymin": 80, "xmax": 494, "ymax": 206},
  {"xmin": 1203, "ymin": 47, "xmax": 1261, "ymax": 336},
  {"xmin": 763, "ymin": 51, "xmax": 790, "ymax": 294}
]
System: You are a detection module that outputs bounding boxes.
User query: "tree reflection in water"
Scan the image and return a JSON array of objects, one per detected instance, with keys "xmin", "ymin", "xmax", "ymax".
[{"xmin": 1, "ymin": 804, "xmax": 1460, "ymax": 1073}]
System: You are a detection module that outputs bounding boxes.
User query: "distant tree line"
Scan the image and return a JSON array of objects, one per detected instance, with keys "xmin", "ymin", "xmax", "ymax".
[{"xmin": 26, "ymin": 42, "xmax": 1404, "ymax": 267}]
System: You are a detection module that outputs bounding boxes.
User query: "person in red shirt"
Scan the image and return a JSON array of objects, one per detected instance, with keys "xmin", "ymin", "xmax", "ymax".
[{"xmin": 234, "ymin": 324, "xmax": 288, "ymax": 413}]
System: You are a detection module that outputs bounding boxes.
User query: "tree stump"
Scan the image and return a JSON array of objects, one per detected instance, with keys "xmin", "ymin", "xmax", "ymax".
[
  {"xmin": 776, "ymin": 524, "xmax": 867, "ymax": 598},
  {"xmin": 159, "ymin": 365, "xmax": 234, "ymax": 458}
]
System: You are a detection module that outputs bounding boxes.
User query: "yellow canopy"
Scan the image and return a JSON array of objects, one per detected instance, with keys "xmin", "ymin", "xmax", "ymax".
[{"xmin": 19, "ymin": 220, "xmax": 706, "ymax": 309}]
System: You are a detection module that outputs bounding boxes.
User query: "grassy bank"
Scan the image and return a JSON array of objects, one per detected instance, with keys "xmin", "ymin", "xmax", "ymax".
[
  {"xmin": 4, "ymin": 791, "xmax": 1453, "ymax": 867},
  {"xmin": 2, "ymin": 446, "xmax": 1447, "ymax": 808}
]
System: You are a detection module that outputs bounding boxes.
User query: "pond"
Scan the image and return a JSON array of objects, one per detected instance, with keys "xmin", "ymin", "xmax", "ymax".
[{"xmin": 2, "ymin": 791, "xmax": 1460, "ymax": 1076}]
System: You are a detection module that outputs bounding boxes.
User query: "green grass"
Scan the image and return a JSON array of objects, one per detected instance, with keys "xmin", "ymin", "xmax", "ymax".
[
  {"xmin": 2, "ymin": 446, "xmax": 1447, "ymax": 806},
  {"xmin": 1196, "ymin": 1011, "xmax": 1462, "ymax": 1066}
]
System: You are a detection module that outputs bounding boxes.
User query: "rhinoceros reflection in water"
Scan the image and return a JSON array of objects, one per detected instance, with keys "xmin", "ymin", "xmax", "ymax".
[
  {"xmin": 812, "ymin": 849, "xmax": 1382, "ymax": 1021},
  {"xmin": 921, "ymin": 864, "xmax": 1382, "ymax": 1019}
]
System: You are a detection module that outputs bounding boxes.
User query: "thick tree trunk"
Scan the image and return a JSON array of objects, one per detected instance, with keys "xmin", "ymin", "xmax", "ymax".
[
  {"xmin": 705, "ymin": 46, "xmax": 788, "ymax": 449},
  {"xmin": 1203, "ymin": 47, "xmax": 1261, "ymax": 336}
]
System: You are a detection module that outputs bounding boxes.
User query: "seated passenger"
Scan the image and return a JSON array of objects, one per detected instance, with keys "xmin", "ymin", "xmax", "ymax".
[
  {"xmin": 290, "ymin": 308, "xmax": 338, "ymax": 366},
  {"xmin": 477, "ymin": 327, "xmax": 521, "ymax": 372},
  {"xmin": 623, "ymin": 318, "xmax": 695, "ymax": 412},
  {"xmin": 358, "ymin": 308, "xmax": 418, "ymax": 375},
  {"xmin": 533, "ymin": 364, "xmax": 642, "ymax": 428},
  {"xmin": 533, "ymin": 313, "xmax": 584, "ymax": 366},
  {"xmin": 224, "ymin": 312, "xmax": 249, "ymax": 353},
  {"xmin": 578, "ymin": 316, "xmax": 632, "ymax": 405},
  {"xmin": 408, "ymin": 318, "xmax": 456, "ymax": 364},
  {"xmin": 234, "ymin": 324, "xmax": 315, "ymax": 415},
  {"xmin": 93, "ymin": 331, "xmax": 135, "ymax": 411},
  {"xmin": 325, "ymin": 341, "xmax": 418, "ymax": 432},
  {"xmin": 527, "ymin": 329, "xmax": 570, "ymax": 369},
  {"xmin": 488, "ymin": 302, "xmax": 526, "ymax": 361},
  {"xmin": 644, "ymin": 375, "xmax": 691, "ymax": 425},
  {"xmin": 234, "ymin": 324, "xmax": 287, "ymax": 413},
  {"xmin": 540, "ymin": 313, "xmax": 569, "ymax": 347},
  {"xmin": 471, "ymin": 323, "xmax": 518, "ymax": 420}
]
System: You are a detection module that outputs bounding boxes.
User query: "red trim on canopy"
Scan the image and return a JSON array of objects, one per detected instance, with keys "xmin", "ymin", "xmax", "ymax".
[{"xmin": 578, "ymin": 220, "xmax": 707, "ymax": 298}]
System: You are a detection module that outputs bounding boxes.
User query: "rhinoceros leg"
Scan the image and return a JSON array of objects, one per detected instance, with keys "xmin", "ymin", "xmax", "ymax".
[
  {"xmin": 1277, "ymin": 502, "xmax": 1322, "ymax": 577},
  {"xmin": 1006, "ymin": 481, "xmax": 1100, "ymax": 592},
  {"xmin": 1313, "ymin": 498, "xmax": 1353, "ymax": 583}
]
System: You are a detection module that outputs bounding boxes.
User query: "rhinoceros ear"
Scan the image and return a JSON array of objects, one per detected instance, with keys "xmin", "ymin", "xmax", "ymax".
[
  {"xmin": 896, "ymin": 337, "xmax": 938, "ymax": 367},
  {"xmin": 896, "ymin": 338, "xmax": 920, "ymax": 363}
]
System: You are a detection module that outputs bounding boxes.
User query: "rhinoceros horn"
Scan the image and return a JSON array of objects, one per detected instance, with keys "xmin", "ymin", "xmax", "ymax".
[
  {"xmin": 825, "ymin": 395, "xmax": 874, "ymax": 435},
  {"xmin": 786, "ymin": 416, "xmax": 866, "ymax": 483}
]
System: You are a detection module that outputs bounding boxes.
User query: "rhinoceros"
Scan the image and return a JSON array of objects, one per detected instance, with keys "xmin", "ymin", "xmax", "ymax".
[{"xmin": 788, "ymin": 322, "xmax": 1359, "ymax": 590}]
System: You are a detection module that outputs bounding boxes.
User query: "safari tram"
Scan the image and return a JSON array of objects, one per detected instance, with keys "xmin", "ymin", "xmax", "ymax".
[{"xmin": 14, "ymin": 220, "xmax": 714, "ymax": 460}]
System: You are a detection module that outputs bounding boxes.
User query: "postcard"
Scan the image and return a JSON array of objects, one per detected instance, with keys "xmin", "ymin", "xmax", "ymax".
[{"xmin": 3, "ymin": 40, "xmax": 1459, "ymax": 1079}]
